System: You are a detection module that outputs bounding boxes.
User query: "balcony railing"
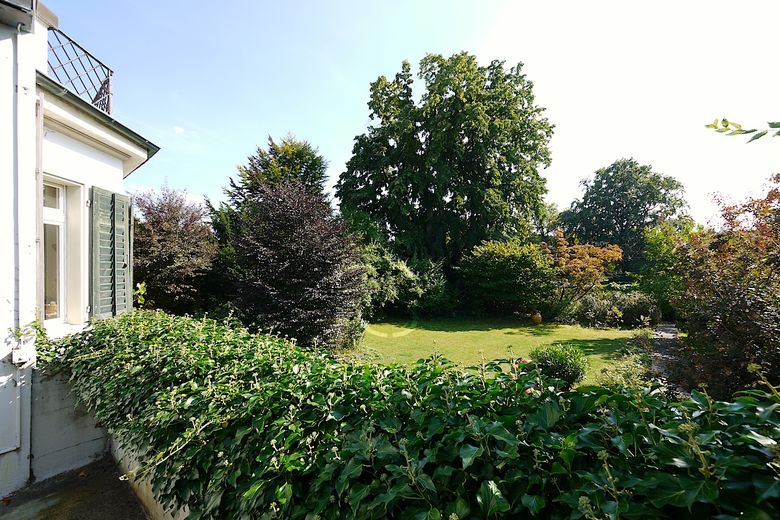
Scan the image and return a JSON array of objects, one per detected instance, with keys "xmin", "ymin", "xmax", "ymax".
[{"xmin": 47, "ymin": 27, "xmax": 112, "ymax": 114}]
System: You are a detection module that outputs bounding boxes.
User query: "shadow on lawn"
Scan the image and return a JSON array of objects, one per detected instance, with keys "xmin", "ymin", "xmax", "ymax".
[{"xmin": 381, "ymin": 317, "xmax": 550, "ymax": 333}]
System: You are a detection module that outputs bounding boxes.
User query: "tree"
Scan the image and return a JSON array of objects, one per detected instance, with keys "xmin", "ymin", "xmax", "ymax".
[
  {"xmin": 543, "ymin": 230, "xmax": 623, "ymax": 314},
  {"xmin": 216, "ymin": 180, "xmax": 366, "ymax": 350},
  {"xmin": 675, "ymin": 174, "xmax": 780, "ymax": 397},
  {"xmin": 207, "ymin": 135, "xmax": 331, "ymax": 307},
  {"xmin": 560, "ymin": 158, "xmax": 686, "ymax": 271},
  {"xmin": 236, "ymin": 134, "xmax": 328, "ymax": 195},
  {"xmin": 637, "ymin": 218, "xmax": 696, "ymax": 319},
  {"xmin": 336, "ymin": 52, "xmax": 554, "ymax": 266},
  {"xmin": 133, "ymin": 186, "xmax": 216, "ymax": 314}
]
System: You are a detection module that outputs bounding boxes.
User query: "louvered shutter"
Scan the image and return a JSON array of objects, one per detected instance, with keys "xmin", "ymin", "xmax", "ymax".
[{"xmin": 91, "ymin": 187, "xmax": 133, "ymax": 319}]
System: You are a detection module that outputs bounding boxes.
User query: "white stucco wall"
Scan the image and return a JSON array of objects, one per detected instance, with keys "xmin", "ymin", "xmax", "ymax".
[{"xmin": 0, "ymin": 18, "xmax": 43, "ymax": 498}]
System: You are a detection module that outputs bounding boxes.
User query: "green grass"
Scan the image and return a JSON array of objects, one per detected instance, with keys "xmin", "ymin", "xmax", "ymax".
[{"xmin": 358, "ymin": 317, "xmax": 635, "ymax": 383}]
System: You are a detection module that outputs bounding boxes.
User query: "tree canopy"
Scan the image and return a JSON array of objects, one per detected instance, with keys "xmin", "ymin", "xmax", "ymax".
[
  {"xmin": 133, "ymin": 186, "xmax": 217, "ymax": 314},
  {"xmin": 336, "ymin": 52, "xmax": 554, "ymax": 266},
  {"xmin": 235, "ymin": 134, "xmax": 328, "ymax": 195},
  {"xmin": 560, "ymin": 158, "xmax": 686, "ymax": 271}
]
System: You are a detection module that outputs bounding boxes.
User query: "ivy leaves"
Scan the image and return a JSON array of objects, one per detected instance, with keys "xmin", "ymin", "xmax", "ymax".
[{"xmin": 46, "ymin": 311, "xmax": 780, "ymax": 519}]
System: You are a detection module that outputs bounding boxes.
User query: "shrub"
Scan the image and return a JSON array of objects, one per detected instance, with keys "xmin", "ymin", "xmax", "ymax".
[
  {"xmin": 675, "ymin": 175, "xmax": 780, "ymax": 397},
  {"xmin": 562, "ymin": 289, "xmax": 662, "ymax": 328},
  {"xmin": 460, "ymin": 240, "xmax": 555, "ymax": 314},
  {"xmin": 213, "ymin": 180, "xmax": 367, "ymax": 349},
  {"xmin": 43, "ymin": 311, "xmax": 780, "ymax": 519},
  {"xmin": 360, "ymin": 243, "xmax": 417, "ymax": 319},
  {"xmin": 133, "ymin": 186, "xmax": 217, "ymax": 314},
  {"xmin": 529, "ymin": 343, "xmax": 588, "ymax": 388},
  {"xmin": 400, "ymin": 259, "xmax": 456, "ymax": 317}
]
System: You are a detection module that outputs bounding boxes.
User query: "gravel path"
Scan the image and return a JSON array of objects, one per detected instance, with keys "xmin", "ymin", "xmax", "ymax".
[{"xmin": 651, "ymin": 323, "xmax": 689, "ymax": 397}]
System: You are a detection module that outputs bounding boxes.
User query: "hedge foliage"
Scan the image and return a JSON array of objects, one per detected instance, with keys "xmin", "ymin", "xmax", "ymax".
[{"xmin": 44, "ymin": 311, "xmax": 780, "ymax": 519}]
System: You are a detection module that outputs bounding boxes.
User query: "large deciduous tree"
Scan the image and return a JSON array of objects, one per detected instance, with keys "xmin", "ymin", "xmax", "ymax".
[
  {"xmin": 336, "ymin": 52, "xmax": 554, "ymax": 266},
  {"xmin": 560, "ymin": 158, "xmax": 686, "ymax": 271},
  {"xmin": 133, "ymin": 186, "xmax": 217, "ymax": 314}
]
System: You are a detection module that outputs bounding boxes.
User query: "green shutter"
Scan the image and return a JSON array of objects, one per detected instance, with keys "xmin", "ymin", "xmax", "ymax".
[
  {"xmin": 90, "ymin": 187, "xmax": 133, "ymax": 319},
  {"xmin": 113, "ymin": 193, "xmax": 131, "ymax": 315}
]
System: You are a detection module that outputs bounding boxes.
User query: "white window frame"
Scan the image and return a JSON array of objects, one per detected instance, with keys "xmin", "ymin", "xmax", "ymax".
[{"xmin": 42, "ymin": 181, "xmax": 67, "ymax": 324}]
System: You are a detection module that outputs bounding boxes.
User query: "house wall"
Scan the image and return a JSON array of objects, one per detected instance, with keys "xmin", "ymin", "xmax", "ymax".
[
  {"xmin": 30, "ymin": 373, "xmax": 107, "ymax": 482},
  {"xmin": 0, "ymin": 18, "xmax": 43, "ymax": 499}
]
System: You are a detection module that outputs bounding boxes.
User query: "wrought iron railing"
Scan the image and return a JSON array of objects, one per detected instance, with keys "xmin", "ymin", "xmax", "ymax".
[{"xmin": 47, "ymin": 27, "xmax": 113, "ymax": 114}]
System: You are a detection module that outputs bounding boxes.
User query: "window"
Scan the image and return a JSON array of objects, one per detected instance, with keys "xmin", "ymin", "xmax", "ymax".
[{"xmin": 43, "ymin": 183, "xmax": 66, "ymax": 321}]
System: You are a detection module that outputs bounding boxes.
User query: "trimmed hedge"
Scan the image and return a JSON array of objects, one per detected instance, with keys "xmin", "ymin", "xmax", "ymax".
[{"xmin": 43, "ymin": 311, "xmax": 780, "ymax": 519}]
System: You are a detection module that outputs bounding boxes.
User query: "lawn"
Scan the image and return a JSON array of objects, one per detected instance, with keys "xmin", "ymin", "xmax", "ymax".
[{"xmin": 358, "ymin": 318, "xmax": 636, "ymax": 383}]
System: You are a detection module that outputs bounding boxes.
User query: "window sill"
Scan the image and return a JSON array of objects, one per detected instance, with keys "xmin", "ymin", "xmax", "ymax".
[{"xmin": 44, "ymin": 321, "xmax": 88, "ymax": 340}]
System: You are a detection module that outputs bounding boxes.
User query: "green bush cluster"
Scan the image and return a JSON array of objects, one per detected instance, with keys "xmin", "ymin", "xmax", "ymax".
[
  {"xmin": 529, "ymin": 344, "xmax": 588, "ymax": 389},
  {"xmin": 561, "ymin": 289, "xmax": 662, "ymax": 328},
  {"xmin": 459, "ymin": 240, "xmax": 554, "ymax": 315},
  {"xmin": 44, "ymin": 311, "xmax": 780, "ymax": 519}
]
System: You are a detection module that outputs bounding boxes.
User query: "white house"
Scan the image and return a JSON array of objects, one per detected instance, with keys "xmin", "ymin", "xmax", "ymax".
[{"xmin": 1, "ymin": 0, "xmax": 158, "ymax": 497}]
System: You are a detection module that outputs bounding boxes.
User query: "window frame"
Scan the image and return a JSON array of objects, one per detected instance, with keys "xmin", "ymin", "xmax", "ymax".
[{"xmin": 42, "ymin": 181, "xmax": 67, "ymax": 323}]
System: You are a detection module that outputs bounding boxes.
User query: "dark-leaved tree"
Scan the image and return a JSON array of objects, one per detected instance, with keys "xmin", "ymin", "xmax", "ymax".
[
  {"xmin": 337, "ymin": 52, "xmax": 554, "ymax": 267},
  {"xmin": 133, "ymin": 186, "xmax": 217, "ymax": 314},
  {"xmin": 214, "ymin": 179, "xmax": 366, "ymax": 349},
  {"xmin": 560, "ymin": 158, "xmax": 686, "ymax": 271}
]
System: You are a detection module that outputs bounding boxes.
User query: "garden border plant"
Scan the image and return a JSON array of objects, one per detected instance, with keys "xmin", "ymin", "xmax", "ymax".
[{"xmin": 41, "ymin": 311, "xmax": 780, "ymax": 519}]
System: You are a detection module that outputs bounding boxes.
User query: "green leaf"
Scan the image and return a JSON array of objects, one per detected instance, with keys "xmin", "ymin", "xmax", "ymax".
[
  {"xmin": 748, "ymin": 130, "xmax": 768, "ymax": 142},
  {"xmin": 336, "ymin": 458, "xmax": 363, "ymax": 495},
  {"xmin": 485, "ymin": 421, "xmax": 518, "ymax": 446},
  {"xmin": 417, "ymin": 473, "xmax": 437, "ymax": 493},
  {"xmin": 275, "ymin": 482, "xmax": 293, "ymax": 505},
  {"xmin": 767, "ymin": 121, "xmax": 780, "ymax": 128},
  {"xmin": 242, "ymin": 480, "xmax": 264, "ymax": 501},
  {"xmin": 521, "ymin": 494, "xmax": 546, "ymax": 514},
  {"xmin": 534, "ymin": 401, "xmax": 562, "ymax": 431},
  {"xmin": 477, "ymin": 480, "xmax": 511, "ymax": 517},
  {"xmin": 460, "ymin": 444, "xmax": 483, "ymax": 469}
]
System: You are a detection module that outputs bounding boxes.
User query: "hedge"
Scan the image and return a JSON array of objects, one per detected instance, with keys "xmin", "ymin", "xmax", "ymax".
[{"xmin": 42, "ymin": 311, "xmax": 780, "ymax": 519}]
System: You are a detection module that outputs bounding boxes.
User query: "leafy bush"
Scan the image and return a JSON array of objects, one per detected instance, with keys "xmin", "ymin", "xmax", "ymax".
[
  {"xmin": 675, "ymin": 175, "xmax": 780, "ymax": 397},
  {"xmin": 460, "ymin": 240, "xmax": 554, "ymax": 314},
  {"xmin": 212, "ymin": 180, "xmax": 367, "ymax": 349},
  {"xmin": 561, "ymin": 289, "xmax": 662, "ymax": 328},
  {"xmin": 398, "ymin": 259, "xmax": 456, "ymax": 318},
  {"xmin": 360, "ymin": 243, "xmax": 417, "ymax": 319},
  {"xmin": 529, "ymin": 343, "xmax": 588, "ymax": 389},
  {"xmin": 133, "ymin": 186, "xmax": 217, "ymax": 314},
  {"xmin": 45, "ymin": 311, "xmax": 780, "ymax": 519}
]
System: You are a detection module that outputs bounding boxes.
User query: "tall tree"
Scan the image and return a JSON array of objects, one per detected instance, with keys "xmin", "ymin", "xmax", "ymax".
[
  {"xmin": 560, "ymin": 158, "xmax": 686, "ymax": 271},
  {"xmin": 133, "ymin": 186, "xmax": 217, "ymax": 314},
  {"xmin": 236, "ymin": 134, "xmax": 328, "ymax": 195},
  {"xmin": 221, "ymin": 181, "xmax": 366, "ymax": 349},
  {"xmin": 336, "ymin": 52, "xmax": 554, "ymax": 266},
  {"xmin": 208, "ymin": 135, "xmax": 330, "ymax": 296}
]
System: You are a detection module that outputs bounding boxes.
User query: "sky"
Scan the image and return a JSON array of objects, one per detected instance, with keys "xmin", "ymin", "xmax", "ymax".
[{"xmin": 46, "ymin": 0, "xmax": 779, "ymax": 224}]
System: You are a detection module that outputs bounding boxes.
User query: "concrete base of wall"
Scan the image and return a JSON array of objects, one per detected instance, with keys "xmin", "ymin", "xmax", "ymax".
[{"xmin": 30, "ymin": 372, "xmax": 107, "ymax": 483}]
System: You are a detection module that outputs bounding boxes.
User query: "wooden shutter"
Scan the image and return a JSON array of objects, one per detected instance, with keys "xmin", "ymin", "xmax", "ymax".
[{"xmin": 91, "ymin": 187, "xmax": 133, "ymax": 319}]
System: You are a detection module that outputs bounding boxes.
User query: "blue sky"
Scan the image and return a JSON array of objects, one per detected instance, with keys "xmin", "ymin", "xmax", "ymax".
[{"xmin": 47, "ymin": 1, "xmax": 780, "ymax": 223}]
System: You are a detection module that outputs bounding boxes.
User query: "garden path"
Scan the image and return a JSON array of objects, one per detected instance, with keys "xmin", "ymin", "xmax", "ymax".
[{"xmin": 652, "ymin": 323, "xmax": 689, "ymax": 397}]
